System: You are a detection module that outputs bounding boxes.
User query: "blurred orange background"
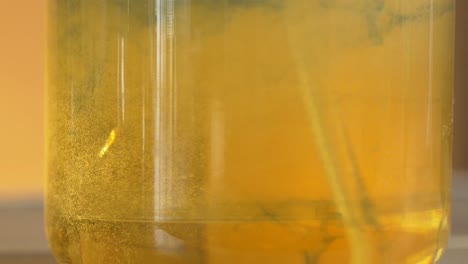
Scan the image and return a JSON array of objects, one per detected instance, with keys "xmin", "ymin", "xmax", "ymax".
[{"xmin": 0, "ymin": 1, "xmax": 45, "ymax": 199}]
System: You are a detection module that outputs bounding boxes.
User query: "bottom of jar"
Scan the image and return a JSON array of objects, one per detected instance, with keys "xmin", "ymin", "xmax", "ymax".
[{"xmin": 47, "ymin": 208, "xmax": 448, "ymax": 264}]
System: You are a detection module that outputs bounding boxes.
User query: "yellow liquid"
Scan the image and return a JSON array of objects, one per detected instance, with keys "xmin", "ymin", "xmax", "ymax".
[{"xmin": 46, "ymin": 0, "xmax": 454, "ymax": 263}]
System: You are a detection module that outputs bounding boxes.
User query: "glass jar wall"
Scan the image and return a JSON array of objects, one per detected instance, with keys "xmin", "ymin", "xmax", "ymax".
[{"xmin": 46, "ymin": 0, "xmax": 454, "ymax": 263}]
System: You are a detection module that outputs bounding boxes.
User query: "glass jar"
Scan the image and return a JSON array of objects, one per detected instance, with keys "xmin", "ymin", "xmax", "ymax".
[{"xmin": 46, "ymin": 0, "xmax": 455, "ymax": 263}]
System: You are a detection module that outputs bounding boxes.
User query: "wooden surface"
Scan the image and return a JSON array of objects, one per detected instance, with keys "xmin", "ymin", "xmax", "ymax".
[{"xmin": 0, "ymin": 255, "xmax": 55, "ymax": 264}]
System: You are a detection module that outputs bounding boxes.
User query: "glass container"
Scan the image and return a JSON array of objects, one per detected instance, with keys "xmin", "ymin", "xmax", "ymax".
[{"xmin": 46, "ymin": 0, "xmax": 455, "ymax": 263}]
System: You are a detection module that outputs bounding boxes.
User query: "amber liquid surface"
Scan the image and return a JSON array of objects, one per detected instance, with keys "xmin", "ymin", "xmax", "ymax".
[{"xmin": 46, "ymin": 0, "xmax": 454, "ymax": 263}]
